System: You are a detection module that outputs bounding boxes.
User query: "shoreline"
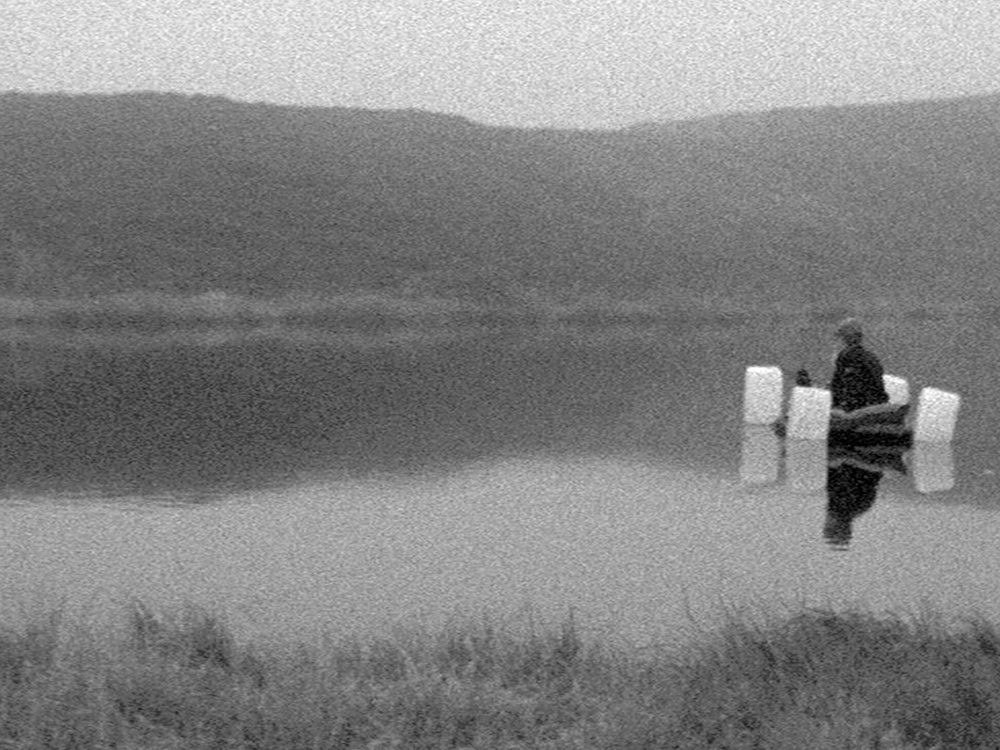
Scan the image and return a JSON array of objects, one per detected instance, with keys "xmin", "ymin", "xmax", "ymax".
[
  {"xmin": 0, "ymin": 291, "xmax": 983, "ymax": 326},
  {"xmin": 0, "ymin": 292, "xmax": 986, "ymax": 350},
  {"xmin": 1, "ymin": 600, "xmax": 998, "ymax": 748}
]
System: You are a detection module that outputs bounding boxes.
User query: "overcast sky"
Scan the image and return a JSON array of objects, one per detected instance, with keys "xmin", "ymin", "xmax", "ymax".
[{"xmin": 5, "ymin": 0, "xmax": 1000, "ymax": 129}]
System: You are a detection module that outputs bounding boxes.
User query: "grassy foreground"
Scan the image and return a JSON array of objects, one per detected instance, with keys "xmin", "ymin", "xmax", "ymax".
[{"xmin": 2, "ymin": 604, "xmax": 1000, "ymax": 748}]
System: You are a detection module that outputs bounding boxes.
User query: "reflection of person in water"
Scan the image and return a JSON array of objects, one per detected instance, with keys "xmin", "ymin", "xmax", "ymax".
[{"xmin": 824, "ymin": 460, "xmax": 883, "ymax": 549}]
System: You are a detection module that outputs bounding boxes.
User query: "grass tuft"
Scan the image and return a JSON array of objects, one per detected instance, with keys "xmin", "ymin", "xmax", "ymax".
[
  {"xmin": 668, "ymin": 606, "xmax": 1000, "ymax": 749},
  {"xmin": 0, "ymin": 610, "xmax": 62, "ymax": 688}
]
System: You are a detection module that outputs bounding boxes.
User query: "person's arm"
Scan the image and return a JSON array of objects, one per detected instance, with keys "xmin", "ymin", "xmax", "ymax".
[
  {"xmin": 866, "ymin": 352, "xmax": 889, "ymax": 403},
  {"xmin": 829, "ymin": 349, "xmax": 848, "ymax": 407}
]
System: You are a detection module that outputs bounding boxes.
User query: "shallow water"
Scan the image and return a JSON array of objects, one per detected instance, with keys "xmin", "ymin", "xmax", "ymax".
[{"xmin": 1, "ymin": 316, "xmax": 999, "ymax": 646}]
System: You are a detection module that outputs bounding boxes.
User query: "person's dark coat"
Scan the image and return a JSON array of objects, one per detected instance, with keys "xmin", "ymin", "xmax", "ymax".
[{"xmin": 830, "ymin": 344, "xmax": 889, "ymax": 411}]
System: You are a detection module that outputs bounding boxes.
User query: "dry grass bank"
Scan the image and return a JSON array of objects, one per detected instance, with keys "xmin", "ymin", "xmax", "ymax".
[{"xmin": 1, "ymin": 602, "xmax": 999, "ymax": 748}]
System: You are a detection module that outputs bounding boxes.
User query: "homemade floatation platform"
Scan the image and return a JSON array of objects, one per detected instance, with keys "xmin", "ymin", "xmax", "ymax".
[
  {"xmin": 781, "ymin": 402, "xmax": 912, "ymax": 447},
  {"xmin": 742, "ymin": 366, "xmax": 960, "ymax": 445}
]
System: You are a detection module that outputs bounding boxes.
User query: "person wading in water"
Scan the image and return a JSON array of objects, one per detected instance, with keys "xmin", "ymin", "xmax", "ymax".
[
  {"xmin": 829, "ymin": 318, "xmax": 889, "ymax": 415},
  {"xmin": 793, "ymin": 317, "xmax": 890, "ymax": 418}
]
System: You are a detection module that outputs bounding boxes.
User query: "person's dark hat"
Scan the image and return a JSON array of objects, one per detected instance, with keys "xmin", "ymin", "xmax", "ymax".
[{"xmin": 836, "ymin": 318, "xmax": 863, "ymax": 345}]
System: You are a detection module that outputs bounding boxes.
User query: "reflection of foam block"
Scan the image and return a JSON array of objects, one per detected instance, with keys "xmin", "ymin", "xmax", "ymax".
[
  {"xmin": 787, "ymin": 386, "xmax": 831, "ymax": 440},
  {"xmin": 786, "ymin": 438, "xmax": 827, "ymax": 492},
  {"xmin": 915, "ymin": 387, "xmax": 961, "ymax": 443},
  {"xmin": 911, "ymin": 443, "xmax": 955, "ymax": 493},
  {"xmin": 743, "ymin": 366, "xmax": 784, "ymax": 424},
  {"xmin": 740, "ymin": 426, "xmax": 781, "ymax": 485},
  {"xmin": 883, "ymin": 374, "xmax": 910, "ymax": 405}
]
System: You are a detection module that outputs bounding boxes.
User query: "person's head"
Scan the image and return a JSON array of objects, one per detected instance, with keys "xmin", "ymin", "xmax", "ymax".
[{"xmin": 835, "ymin": 317, "xmax": 863, "ymax": 346}]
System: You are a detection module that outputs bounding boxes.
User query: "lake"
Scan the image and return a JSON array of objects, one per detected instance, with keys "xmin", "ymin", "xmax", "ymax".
[{"xmin": 2, "ymin": 314, "xmax": 999, "ymax": 648}]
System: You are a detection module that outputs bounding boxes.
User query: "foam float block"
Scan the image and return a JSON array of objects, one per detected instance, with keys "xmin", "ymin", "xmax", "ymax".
[
  {"xmin": 787, "ymin": 386, "xmax": 831, "ymax": 440},
  {"xmin": 743, "ymin": 366, "xmax": 784, "ymax": 424},
  {"xmin": 915, "ymin": 387, "xmax": 961, "ymax": 443},
  {"xmin": 883, "ymin": 374, "xmax": 910, "ymax": 406}
]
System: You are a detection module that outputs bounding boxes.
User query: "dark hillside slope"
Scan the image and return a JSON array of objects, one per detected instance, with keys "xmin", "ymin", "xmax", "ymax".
[
  {"xmin": 1, "ymin": 91, "xmax": 999, "ymax": 307},
  {"xmin": 0, "ymin": 93, "xmax": 652, "ymax": 299},
  {"xmin": 620, "ymin": 97, "xmax": 1000, "ymax": 303}
]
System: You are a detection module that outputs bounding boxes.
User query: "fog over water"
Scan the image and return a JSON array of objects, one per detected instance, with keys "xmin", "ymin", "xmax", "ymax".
[{"xmin": 1, "ymin": 315, "xmax": 998, "ymax": 646}]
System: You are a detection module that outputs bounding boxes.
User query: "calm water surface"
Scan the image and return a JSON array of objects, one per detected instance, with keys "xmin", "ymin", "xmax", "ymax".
[{"xmin": 2, "ymin": 316, "xmax": 999, "ymax": 647}]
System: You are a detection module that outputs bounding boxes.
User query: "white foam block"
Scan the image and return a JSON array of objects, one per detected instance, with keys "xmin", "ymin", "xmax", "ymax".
[
  {"xmin": 739, "ymin": 426, "xmax": 781, "ymax": 485},
  {"xmin": 787, "ymin": 386, "xmax": 831, "ymax": 440},
  {"xmin": 915, "ymin": 387, "xmax": 961, "ymax": 443},
  {"xmin": 883, "ymin": 374, "xmax": 910, "ymax": 405},
  {"xmin": 743, "ymin": 366, "xmax": 784, "ymax": 424}
]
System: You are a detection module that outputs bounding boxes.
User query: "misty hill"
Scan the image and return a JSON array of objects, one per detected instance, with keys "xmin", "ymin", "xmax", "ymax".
[{"xmin": 2, "ymin": 91, "xmax": 999, "ymax": 309}]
